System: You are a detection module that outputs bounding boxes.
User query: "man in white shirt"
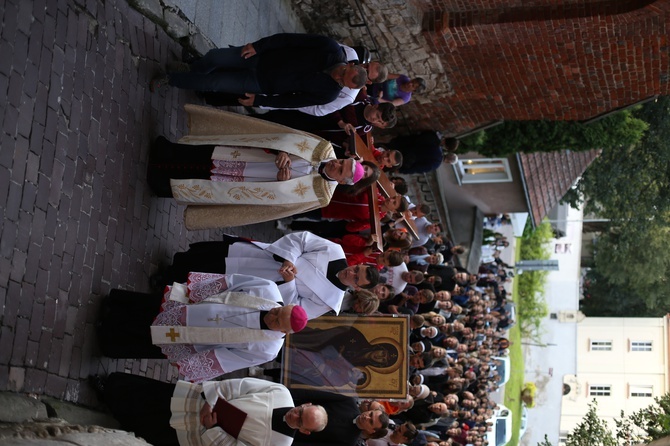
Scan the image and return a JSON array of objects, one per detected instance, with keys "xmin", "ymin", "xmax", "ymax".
[
  {"xmin": 411, "ymin": 217, "xmax": 442, "ymax": 247},
  {"xmin": 259, "ymin": 44, "xmax": 388, "ymax": 116}
]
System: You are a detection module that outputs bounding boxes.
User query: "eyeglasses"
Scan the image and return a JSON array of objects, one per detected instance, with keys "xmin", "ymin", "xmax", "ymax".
[
  {"xmin": 351, "ymin": 265, "xmax": 368, "ymax": 287},
  {"xmin": 295, "ymin": 405, "xmax": 305, "ymax": 429}
]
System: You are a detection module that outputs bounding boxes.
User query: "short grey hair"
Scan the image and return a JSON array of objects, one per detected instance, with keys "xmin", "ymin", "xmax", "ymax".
[{"xmin": 310, "ymin": 405, "xmax": 328, "ymax": 432}]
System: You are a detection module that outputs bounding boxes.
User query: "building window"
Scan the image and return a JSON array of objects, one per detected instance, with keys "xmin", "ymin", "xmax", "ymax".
[
  {"xmin": 589, "ymin": 385, "xmax": 611, "ymax": 397},
  {"xmin": 630, "ymin": 385, "xmax": 653, "ymax": 398},
  {"xmin": 631, "ymin": 341, "xmax": 653, "ymax": 352},
  {"xmin": 455, "ymin": 158, "xmax": 513, "ymax": 184},
  {"xmin": 590, "ymin": 340, "xmax": 612, "ymax": 351}
]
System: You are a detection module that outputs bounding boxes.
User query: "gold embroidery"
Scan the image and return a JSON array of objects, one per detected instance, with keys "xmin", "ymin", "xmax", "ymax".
[
  {"xmin": 232, "ymin": 136, "xmax": 281, "ymax": 143},
  {"xmin": 312, "ymin": 140, "xmax": 335, "ymax": 163},
  {"xmin": 175, "ymin": 184, "xmax": 214, "ymax": 200},
  {"xmin": 295, "ymin": 139, "xmax": 311, "ymax": 153},
  {"xmin": 292, "ymin": 182, "xmax": 309, "ymax": 197},
  {"xmin": 312, "ymin": 176, "xmax": 336, "ymax": 207},
  {"xmin": 230, "ymin": 150, "xmax": 241, "ymax": 159},
  {"xmin": 227, "ymin": 186, "xmax": 277, "ymax": 201}
]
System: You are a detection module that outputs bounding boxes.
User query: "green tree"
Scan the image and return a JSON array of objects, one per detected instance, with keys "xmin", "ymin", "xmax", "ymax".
[
  {"xmin": 564, "ymin": 401, "xmax": 619, "ymax": 446},
  {"xmin": 459, "ymin": 110, "xmax": 648, "ymax": 156},
  {"xmin": 629, "ymin": 394, "xmax": 670, "ymax": 442},
  {"xmin": 567, "ymin": 97, "xmax": 670, "ymax": 311},
  {"xmin": 580, "ymin": 270, "xmax": 666, "ymax": 318},
  {"xmin": 517, "ymin": 221, "xmax": 552, "ymax": 340},
  {"xmin": 539, "ymin": 395, "xmax": 670, "ymax": 446}
]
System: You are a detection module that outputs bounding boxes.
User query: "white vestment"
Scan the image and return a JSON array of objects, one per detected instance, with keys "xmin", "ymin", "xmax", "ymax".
[
  {"xmin": 211, "ymin": 156, "xmax": 317, "ymax": 182},
  {"xmin": 171, "ymin": 134, "xmax": 334, "ymax": 207},
  {"xmin": 172, "ymin": 105, "xmax": 338, "ymax": 229},
  {"xmin": 225, "ymin": 231, "xmax": 348, "ymax": 319},
  {"xmin": 151, "ymin": 273, "xmax": 287, "ymax": 382},
  {"xmin": 171, "ymin": 378, "xmax": 294, "ymax": 446}
]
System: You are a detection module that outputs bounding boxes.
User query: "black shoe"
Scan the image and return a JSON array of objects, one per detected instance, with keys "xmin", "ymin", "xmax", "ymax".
[
  {"xmin": 89, "ymin": 375, "xmax": 107, "ymax": 400},
  {"xmin": 166, "ymin": 61, "xmax": 190, "ymax": 73},
  {"xmin": 149, "ymin": 271, "xmax": 166, "ymax": 292}
]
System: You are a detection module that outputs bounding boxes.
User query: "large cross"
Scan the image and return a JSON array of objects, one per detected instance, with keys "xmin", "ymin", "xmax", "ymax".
[
  {"xmin": 166, "ymin": 328, "xmax": 180, "ymax": 342},
  {"xmin": 351, "ymin": 132, "xmax": 419, "ymax": 250}
]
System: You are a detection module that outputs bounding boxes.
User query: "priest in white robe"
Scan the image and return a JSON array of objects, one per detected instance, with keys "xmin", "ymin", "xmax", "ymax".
[
  {"xmin": 100, "ymin": 373, "xmax": 328, "ymax": 446},
  {"xmin": 147, "ymin": 105, "xmax": 378, "ymax": 229},
  {"xmin": 156, "ymin": 232, "xmax": 381, "ymax": 320},
  {"xmin": 98, "ymin": 272, "xmax": 308, "ymax": 383}
]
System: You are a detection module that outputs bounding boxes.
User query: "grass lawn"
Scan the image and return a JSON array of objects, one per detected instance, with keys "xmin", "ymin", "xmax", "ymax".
[{"xmin": 504, "ymin": 241, "xmax": 525, "ymax": 446}]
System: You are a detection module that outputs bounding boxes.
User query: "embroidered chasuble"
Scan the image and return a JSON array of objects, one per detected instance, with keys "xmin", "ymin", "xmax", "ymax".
[{"xmin": 173, "ymin": 105, "xmax": 338, "ymax": 229}]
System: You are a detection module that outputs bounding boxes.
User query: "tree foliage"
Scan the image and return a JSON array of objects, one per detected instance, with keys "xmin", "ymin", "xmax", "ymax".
[
  {"xmin": 568, "ymin": 97, "xmax": 670, "ymax": 311},
  {"xmin": 564, "ymin": 401, "xmax": 619, "ymax": 446},
  {"xmin": 629, "ymin": 394, "xmax": 670, "ymax": 442},
  {"xmin": 459, "ymin": 110, "xmax": 648, "ymax": 156},
  {"xmin": 539, "ymin": 395, "xmax": 670, "ymax": 446},
  {"xmin": 580, "ymin": 270, "xmax": 667, "ymax": 317},
  {"xmin": 516, "ymin": 221, "xmax": 552, "ymax": 340}
]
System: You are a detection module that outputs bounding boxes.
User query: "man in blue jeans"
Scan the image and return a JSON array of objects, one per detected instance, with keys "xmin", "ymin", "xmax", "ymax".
[{"xmin": 151, "ymin": 33, "xmax": 367, "ymax": 109}]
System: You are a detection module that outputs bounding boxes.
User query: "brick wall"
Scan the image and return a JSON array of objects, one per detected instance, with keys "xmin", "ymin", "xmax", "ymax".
[{"xmin": 290, "ymin": 0, "xmax": 670, "ymax": 135}]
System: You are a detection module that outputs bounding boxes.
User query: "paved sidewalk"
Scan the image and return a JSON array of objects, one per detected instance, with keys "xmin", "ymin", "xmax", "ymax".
[
  {"xmin": 163, "ymin": 0, "xmax": 304, "ymax": 47},
  {"xmin": 0, "ymin": 0, "xmax": 300, "ymax": 408}
]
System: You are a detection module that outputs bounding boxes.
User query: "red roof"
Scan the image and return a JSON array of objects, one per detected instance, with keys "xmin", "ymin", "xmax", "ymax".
[{"xmin": 518, "ymin": 150, "xmax": 600, "ymax": 227}]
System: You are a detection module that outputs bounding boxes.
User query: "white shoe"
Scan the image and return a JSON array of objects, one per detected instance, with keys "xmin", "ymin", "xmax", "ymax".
[{"xmin": 248, "ymin": 366, "xmax": 265, "ymax": 378}]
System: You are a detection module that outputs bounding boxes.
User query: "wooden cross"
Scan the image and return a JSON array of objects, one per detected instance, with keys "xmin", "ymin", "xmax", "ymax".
[
  {"xmin": 351, "ymin": 132, "xmax": 419, "ymax": 250},
  {"xmin": 208, "ymin": 314, "xmax": 223, "ymax": 324},
  {"xmin": 165, "ymin": 328, "xmax": 180, "ymax": 342}
]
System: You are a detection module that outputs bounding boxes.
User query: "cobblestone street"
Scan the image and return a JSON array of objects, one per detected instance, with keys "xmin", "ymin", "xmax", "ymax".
[{"xmin": 0, "ymin": 0, "xmax": 296, "ymax": 407}]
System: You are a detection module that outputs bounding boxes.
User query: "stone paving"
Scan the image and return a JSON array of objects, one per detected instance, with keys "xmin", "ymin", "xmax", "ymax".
[
  {"xmin": 0, "ymin": 0, "xmax": 299, "ymax": 407},
  {"xmin": 163, "ymin": 0, "xmax": 304, "ymax": 48}
]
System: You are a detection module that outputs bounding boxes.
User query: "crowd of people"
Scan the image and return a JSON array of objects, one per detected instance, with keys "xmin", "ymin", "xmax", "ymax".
[{"xmin": 89, "ymin": 32, "xmax": 517, "ymax": 446}]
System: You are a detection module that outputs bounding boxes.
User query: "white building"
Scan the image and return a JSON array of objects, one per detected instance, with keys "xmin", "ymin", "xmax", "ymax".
[{"xmin": 559, "ymin": 316, "xmax": 669, "ymax": 441}]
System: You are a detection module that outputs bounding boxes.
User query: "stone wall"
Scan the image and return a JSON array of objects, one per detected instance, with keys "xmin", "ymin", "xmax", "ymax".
[{"xmin": 290, "ymin": 0, "xmax": 670, "ymax": 136}]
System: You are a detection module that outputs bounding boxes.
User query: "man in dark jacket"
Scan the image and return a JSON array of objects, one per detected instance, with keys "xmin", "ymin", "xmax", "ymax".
[
  {"xmin": 290, "ymin": 388, "xmax": 389, "ymax": 446},
  {"xmin": 385, "ymin": 132, "xmax": 459, "ymax": 174},
  {"xmin": 153, "ymin": 33, "xmax": 367, "ymax": 108}
]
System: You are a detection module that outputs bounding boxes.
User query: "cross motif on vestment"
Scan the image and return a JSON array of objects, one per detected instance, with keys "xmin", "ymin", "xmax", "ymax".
[
  {"xmin": 292, "ymin": 182, "xmax": 309, "ymax": 197},
  {"xmin": 166, "ymin": 328, "xmax": 180, "ymax": 342},
  {"xmin": 208, "ymin": 314, "xmax": 223, "ymax": 324},
  {"xmin": 295, "ymin": 140, "xmax": 310, "ymax": 153}
]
